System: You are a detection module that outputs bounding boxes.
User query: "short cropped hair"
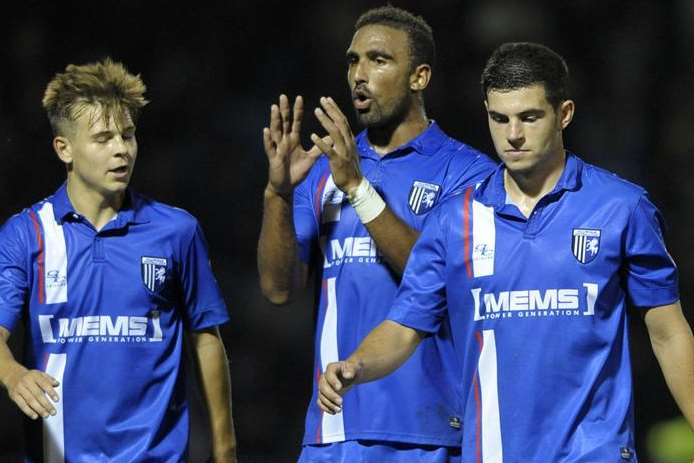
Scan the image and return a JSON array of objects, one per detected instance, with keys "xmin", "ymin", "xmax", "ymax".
[
  {"xmin": 355, "ymin": 5, "xmax": 435, "ymax": 70},
  {"xmin": 481, "ymin": 42, "xmax": 569, "ymax": 107},
  {"xmin": 42, "ymin": 58, "xmax": 148, "ymax": 136}
]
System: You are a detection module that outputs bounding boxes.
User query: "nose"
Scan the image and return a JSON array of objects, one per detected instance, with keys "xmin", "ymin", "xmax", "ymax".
[
  {"xmin": 351, "ymin": 60, "xmax": 367, "ymax": 86},
  {"xmin": 507, "ymin": 120, "xmax": 525, "ymax": 148},
  {"xmin": 112, "ymin": 135, "xmax": 130, "ymax": 158}
]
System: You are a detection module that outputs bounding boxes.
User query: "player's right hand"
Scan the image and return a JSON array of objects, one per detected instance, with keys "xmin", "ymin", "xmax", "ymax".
[
  {"xmin": 4, "ymin": 365, "xmax": 59, "ymax": 420},
  {"xmin": 262, "ymin": 94, "xmax": 329, "ymax": 198},
  {"xmin": 318, "ymin": 360, "xmax": 360, "ymax": 415}
]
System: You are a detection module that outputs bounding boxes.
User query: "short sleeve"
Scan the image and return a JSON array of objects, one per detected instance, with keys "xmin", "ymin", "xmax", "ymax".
[
  {"xmin": 180, "ymin": 221, "xmax": 230, "ymax": 330},
  {"xmin": 0, "ymin": 214, "xmax": 30, "ymax": 332},
  {"xmin": 388, "ymin": 204, "xmax": 449, "ymax": 333},
  {"xmin": 623, "ymin": 194, "xmax": 679, "ymax": 308},
  {"xmin": 293, "ymin": 175, "xmax": 319, "ymax": 264}
]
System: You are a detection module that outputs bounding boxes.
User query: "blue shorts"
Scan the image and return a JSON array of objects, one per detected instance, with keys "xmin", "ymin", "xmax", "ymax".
[{"xmin": 298, "ymin": 440, "xmax": 461, "ymax": 463}]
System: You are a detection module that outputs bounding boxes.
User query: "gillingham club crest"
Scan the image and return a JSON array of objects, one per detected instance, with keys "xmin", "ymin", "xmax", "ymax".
[
  {"xmin": 572, "ymin": 229, "xmax": 601, "ymax": 264},
  {"xmin": 408, "ymin": 181, "xmax": 440, "ymax": 215},
  {"xmin": 141, "ymin": 256, "xmax": 168, "ymax": 292}
]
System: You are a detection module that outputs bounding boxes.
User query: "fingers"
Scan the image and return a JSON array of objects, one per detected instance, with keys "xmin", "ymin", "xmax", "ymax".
[
  {"xmin": 317, "ymin": 365, "xmax": 345, "ymax": 414},
  {"xmin": 37, "ymin": 373, "xmax": 60, "ymax": 402},
  {"xmin": 12, "ymin": 393, "xmax": 39, "ymax": 420},
  {"xmin": 9, "ymin": 371, "xmax": 59, "ymax": 420},
  {"xmin": 262, "ymin": 127, "xmax": 275, "ymax": 157},
  {"xmin": 291, "ymin": 95, "xmax": 304, "ymax": 137},
  {"xmin": 318, "ymin": 97, "xmax": 353, "ymax": 142},
  {"xmin": 314, "ymin": 108, "xmax": 341, "ymax": 151},
  {"xmin": 269, "ymin": 104, "xmax": 281, "ymax": 144},
  {"xmin": 279, "ymin": 94, "xmax": 291, "ymax": 135},
  {"xmin": 310, "ymin": 134, "xmax": 335, "ymax": 157}
]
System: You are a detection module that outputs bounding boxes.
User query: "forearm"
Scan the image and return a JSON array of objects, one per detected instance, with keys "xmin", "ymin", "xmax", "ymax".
[
  {"xmin": 257, "ymin": 187, "xmax": 302, "ymax": 304},
  {"xmin": 363, "ymin": 207, "xmax": 420, "ymax": 275},
  {"xmin": 192, "ymin": 329, "xmax": 237, "ymax": 459},
  {"xmin": 0, "ymin": 327, "xmax": 25, "ymax": 389},
  {"xmin": 349, "ymin": 320, "xmax": 424, "ymax": 384},
  {"xmin": 650, "ymin": 320, "xmax": 694, "ymax": 429}
]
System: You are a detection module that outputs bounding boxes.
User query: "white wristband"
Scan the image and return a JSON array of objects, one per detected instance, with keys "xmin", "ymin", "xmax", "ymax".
[{"xmin": 347, "ymin": 178, "xmax": 386, "ymax": 224}]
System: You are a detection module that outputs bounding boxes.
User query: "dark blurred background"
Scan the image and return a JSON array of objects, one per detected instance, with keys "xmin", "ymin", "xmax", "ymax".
[{"xmin": 1, "ymin": 1, "xmax": 693, "ymax": 462}]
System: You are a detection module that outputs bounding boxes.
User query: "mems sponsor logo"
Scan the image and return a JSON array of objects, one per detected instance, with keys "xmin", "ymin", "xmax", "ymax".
[
  {"xmin": 471, "ymin": 283, "xmax": 598, "ymax": 321},
  {"xmin": 321, "ymin": 236, "xmax": 383, "ymax": 268},
  {"xmin": 38, "ymin": 311, "xmax": 164, "ymax": 344}
]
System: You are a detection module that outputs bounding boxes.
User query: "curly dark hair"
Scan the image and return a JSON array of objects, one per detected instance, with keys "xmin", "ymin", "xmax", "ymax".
[{"xmin": 355, "ymin": 5, "xmax": 435, "ymax": 70}]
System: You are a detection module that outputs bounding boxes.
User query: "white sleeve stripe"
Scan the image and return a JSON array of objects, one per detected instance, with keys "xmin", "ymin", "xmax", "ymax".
[
  {"xmin": 37, "ymin": 202, "xmax": 68, "ymax": 304},
  {"xmin": 480, "ymin": 330, "xmax": 503, "ymax": 462},
  {"xmin": 43, "ymin": 353, "xmax": 67, "ymax": 463},
  {"xmin": 319, "ymin": 277, "xmax": 345, "ymax": 442}
]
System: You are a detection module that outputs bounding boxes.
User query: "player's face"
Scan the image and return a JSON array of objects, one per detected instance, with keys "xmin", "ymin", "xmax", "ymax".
[
  {"xmin": 58, "ymin": 104, "xmax": 137, "ymax": 198},
  {"xmin": 485, "ymin": 84, "xmax": 573, "ymax": 175},
  {"xmin": 347, "ymin": 24, "xmax": 413, "ymax": 128}
]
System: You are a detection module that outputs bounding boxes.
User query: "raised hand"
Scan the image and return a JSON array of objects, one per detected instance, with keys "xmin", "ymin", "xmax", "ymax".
[
  {"xmin": 262, "ymin": 94, "xmax": 324, "ymax": 198},
  {"xmin": 317, "ymin": 360, "xmax": 361, "ymax": 414},
  {"xmin": 310, "ymin": 97, "xmax": 363, "ymax": 194}
]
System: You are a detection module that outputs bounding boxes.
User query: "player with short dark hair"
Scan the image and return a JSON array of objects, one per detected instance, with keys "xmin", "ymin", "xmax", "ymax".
[
  {"xmin": 319, "ymin": 42, "xmax": 694, "ymax": 461},
  {"xmin": 258, "ymin": 5, "xmax": 495, "ymax": 462},
  {"xmin": 0, "ymin": 58, "xmax": 237, "ymax": 462}
]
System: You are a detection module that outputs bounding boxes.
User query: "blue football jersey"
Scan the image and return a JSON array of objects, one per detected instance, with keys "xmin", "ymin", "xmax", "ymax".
[
  {"xmin": 294, "ymin": 122, "xmax": 496, "ymax": 446},
  {"xmin": 0, "ymin": 184, "xmax": 229, "ymax": 462},
  {"xmin": 389, "ymin": 154, "xmax": 679, "ymax": 462}
]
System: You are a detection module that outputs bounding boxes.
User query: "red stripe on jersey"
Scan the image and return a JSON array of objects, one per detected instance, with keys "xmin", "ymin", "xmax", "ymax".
[
  {"xmin": 28, "ymin": 210, "xmax": 45, "ymax": 304},
  {"xmin": 313, "ymin": 172, "xmax": 330, "ymax": 223},
  {"xmin": 473, "ymin": 330, "xmax": 484, "ymax": 463},
  {"xmin": 463, "ymin": 187, "xmax": 473, "ymax": 278}
]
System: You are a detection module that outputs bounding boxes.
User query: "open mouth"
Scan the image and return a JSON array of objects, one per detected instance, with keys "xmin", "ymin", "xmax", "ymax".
[
  {"xmin": 352, "ymin": 89, "xmax": 372, "ymax": 111},
  {"xmin": 109, "ymin": 166, "xmax": 129, "ymax": 176}
]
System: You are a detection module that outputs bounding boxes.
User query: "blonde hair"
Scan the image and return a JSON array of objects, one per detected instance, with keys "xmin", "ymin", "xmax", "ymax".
[{"xmin": 42, "ymin": 58, "xmax": 148, "ymax": 135}]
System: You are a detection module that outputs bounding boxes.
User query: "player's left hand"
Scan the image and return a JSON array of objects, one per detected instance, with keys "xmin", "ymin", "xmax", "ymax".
[
  {"xmin": 311, "ymin": 97, "xmax": 363, "ymax": 194},
  {"xmin": 317, "ymin": 360, "xmax": 360, "ymax": 415}
]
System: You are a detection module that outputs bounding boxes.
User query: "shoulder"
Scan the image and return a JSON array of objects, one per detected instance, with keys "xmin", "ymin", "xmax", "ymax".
[
  {"xmin": 132, "ymin": 192, "xmax": 201, "ymax": 238},
  {"xmin": 580, "ymin": 160, "xmax": 648, "ymax": 205},
  {"xmin": 439, "ymin": 134, "xmax": 496, "ymax": 168},
  {"xmin": 0, "ymin": 210, "xmax": 33, "ymax": 241}
]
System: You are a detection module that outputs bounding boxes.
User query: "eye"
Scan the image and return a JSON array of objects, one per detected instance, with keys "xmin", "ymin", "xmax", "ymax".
[
  {"xmin": 523, "ymin": 115, "xmax": 539, "ymax": 123},
  {"xmin": 490, "ymin": 114, "xmax": 507, "ymax": 123},
  {"xmin": 375, "ymin": 57, "xmax": 387, "ymax": 65}
]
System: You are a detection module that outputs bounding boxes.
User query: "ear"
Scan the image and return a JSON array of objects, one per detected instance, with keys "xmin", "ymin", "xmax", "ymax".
[
  {"xmin": 409, "ymin": 64, "xmax": 431, "ymax": 92},
  {"xmin": 53, "ymin": 136, "xmax": 73, "ymax": 165},
  {"xmin": 558, "ymin": 99, "xmax": 575, "ymax": 130}
]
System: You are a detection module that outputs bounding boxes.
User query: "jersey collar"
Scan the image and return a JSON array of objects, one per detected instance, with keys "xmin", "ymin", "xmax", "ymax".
[
  {"xmin": 51, "ymin": 183, "xmax": 150, "ymax": 228},
  {"xmin": 476, "ymin": 152, "xmax": 584, "ymax": 209},
  {"xmin": 354, "ymin": 120, "xmax": 447, "ymax": 160}
]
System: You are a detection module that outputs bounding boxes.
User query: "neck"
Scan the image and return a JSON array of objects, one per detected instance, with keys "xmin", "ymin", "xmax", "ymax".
[
  {"xmin": 367, "ymin": 103, "xmax": 428, "ymax": 156},
  {"xmin": 504, "ymin": 149, "xmax": 567, "ymax": 218},
  {"xmin": 66, "ymin": 178, "xmax": 125, "ymax": 231}
]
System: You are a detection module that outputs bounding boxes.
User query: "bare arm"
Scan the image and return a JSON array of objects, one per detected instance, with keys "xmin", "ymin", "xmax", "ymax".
[
  {"xmin": 311, "ymin": 97, "xmax": 419, "ymax": 275},
  {"xmin": 257, "ymin": 94, "xmax": 322, "ymax": 304},
  {"xmin": 257, "ymin": 188, "xmax": 308, "ymax": 304},
  {"xmin": 190, "ymin": 327, "xmax": 237, "ymax": 463},
  {"xmin": 317, "ymin": 320, "xmax": 424, "ymax": 414},
  {"xmin": 0, "ymin": 326, "xmax": 59, "ymax": 420},
  {"xmin": 363, "ymin": 208, "xmax": 419, "ymax": 274},
  {"xmin": 644, "ymin": 301, "xmax": 694, "ymax": 430}
]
